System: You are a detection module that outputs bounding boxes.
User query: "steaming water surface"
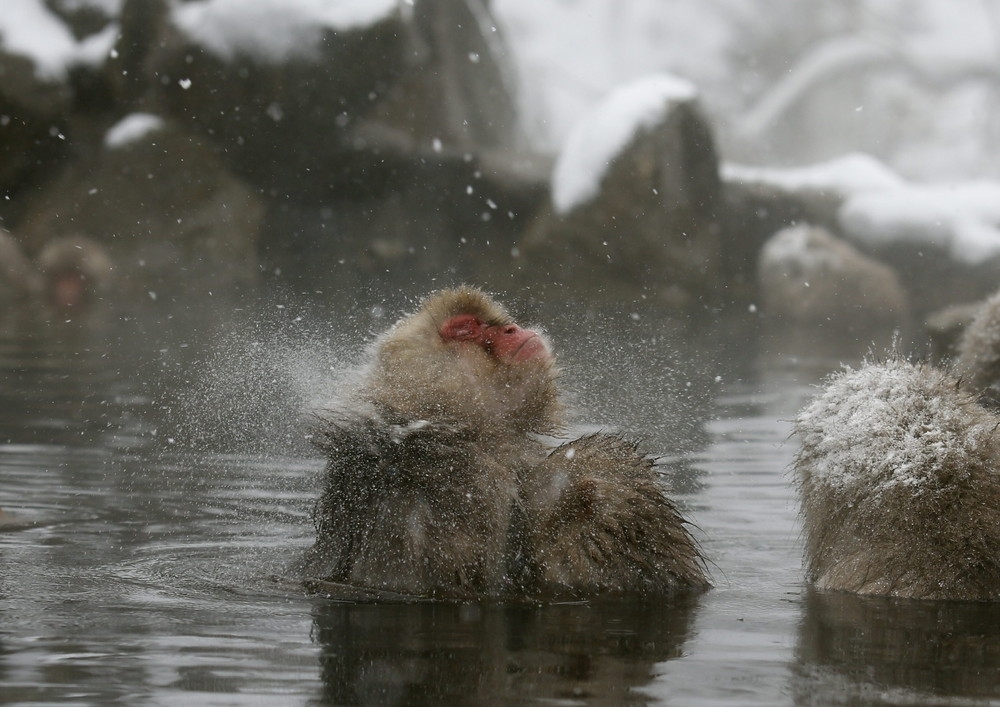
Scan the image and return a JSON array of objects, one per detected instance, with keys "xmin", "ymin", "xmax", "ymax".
[{"xmin": 2, "ymin": 303, "xmax": 999, "ymax": 705}]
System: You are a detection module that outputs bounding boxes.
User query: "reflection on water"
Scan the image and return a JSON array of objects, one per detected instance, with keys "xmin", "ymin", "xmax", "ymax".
[
  {"xmin": 795, "ymin": 590, "xmax": 1000, "ymax": 705},
  {"xmin": 1, "ymin": 298, "xmax": 999, "ymax": 705},
  {"xmin": 313, "ymin": 597, "xmax": 699, "ymax": 705}
]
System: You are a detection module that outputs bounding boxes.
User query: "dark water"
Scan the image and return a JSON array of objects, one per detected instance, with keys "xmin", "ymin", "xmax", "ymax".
[{"xmin": 2, "ymin": 298, "xmax": 1000, "ymax": 706}]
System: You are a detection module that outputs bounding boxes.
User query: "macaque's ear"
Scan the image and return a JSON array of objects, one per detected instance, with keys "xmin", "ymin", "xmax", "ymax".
[{"xmin": 440, "ymin": 314, "xmax": 484, "ymax": 343}]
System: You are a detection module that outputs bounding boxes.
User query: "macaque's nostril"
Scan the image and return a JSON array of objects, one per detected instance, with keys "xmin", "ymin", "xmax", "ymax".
[{"xmin": 504, "ymin": 325, "xmax": 518, "ymax": 335}]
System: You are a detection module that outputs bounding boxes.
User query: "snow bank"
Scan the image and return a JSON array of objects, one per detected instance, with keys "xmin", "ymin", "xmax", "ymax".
[
  {"xmin": 0, "ymin": 0, "xmax": 85, "ymax": 81},
  {"xmin": 171, "ymin": 0, "xmax": 398, "ymax": 63},
  {"xmin": 0, "ymin": 0, "xmax": 118, "ymax": 81},
  {"xmin": 551, "ymin": 74, "xmax": 698, "ymax": 215},
  {"xmin": 840, "ymin": 182, "xmax": 1000, "ymax": 265},
  {"xmin": 105, "ymin": 113, "xmax": 166, "ymax": 150},
  {"xmin": 727, "ymin": 152, "xmax": 1000, "ymax": 266},
  {"xmin": 723, "ymin": 152, "xmax": 905, "ymax": 195}
]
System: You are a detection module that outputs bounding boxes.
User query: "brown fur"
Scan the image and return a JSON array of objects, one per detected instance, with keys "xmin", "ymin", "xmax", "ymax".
[
  {"xmin": 520, "ymin": 434, "xmax": 708, "ymax": 598},
  {"xmin": 364, "ymin": 287, "xmax": 562, "ymax": 436},
  {"xmin": 305, "ymin": 286, "xmax": 709, "ymax": 599},
  {"xmin": 793, "ymin": 359, "xmax": 1000, "ymax": 600},
  {"xmin": 953, "ymin": 289, "xmax": 1000, "ymax": 407}
]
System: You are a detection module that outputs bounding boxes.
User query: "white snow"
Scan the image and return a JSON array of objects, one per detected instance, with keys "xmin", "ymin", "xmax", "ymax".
[
  {"xmin": 796, "ymin": 360, "xmax": 989, "ymax": 496},
  {"xmin": 551, "ymin": 74, "xmax": 698, "ymax": 215},
  {"xmin": 495, "ymin": 0, "xmax": 1000, "ymax": 182},
  {"xmin": 840, "ymin": 182, "xmax": 1000, "ymax": 265},
  {"xmin": 727, "ymin": 153, "xmax": 1000, "ymax": 266},
  {"xmin": 0, "ymin": 0, "xmax": 82, "ymax": 81},
  {"xmin": 723, "ymin": 153, "xmax": 905, "ymax": 196},
  {"xmin": 104, "ymin": 113, "xmax": 166, "ymax": 150},
  {"xmin": 171, "ymin": 0, "xmax": 399, "ymax": 63},
  {"xmin": 58, "ymin": 0, "xmax": 123, "ymax": 12},
  {"xmin": 73, "ymin": 23, "xmax": 119, "ymax": 69},
  {"xmin": 759, "ymin": 225, "xmax": 842, "ymax": 272},
  {"xmin": 493, "ymin": 0, "xmax": 734, "ymax": 153},
  {"xmin": 0, "ymin": 0, "xmax": 119, "ymax": 81}
]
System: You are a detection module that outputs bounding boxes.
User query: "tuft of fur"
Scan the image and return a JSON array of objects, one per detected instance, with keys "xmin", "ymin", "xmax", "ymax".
[{"xmin": 793, "ymin": 358, "xmax": 1000, "ymax": 600}]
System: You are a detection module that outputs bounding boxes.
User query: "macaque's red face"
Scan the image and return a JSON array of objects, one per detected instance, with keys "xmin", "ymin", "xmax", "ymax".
[
  {"xmin": 439, "ymin": 314, "xmax": 551, "ymax": 364},
  {"xmin": 50, "ymin": 270, "xmax": 88, "ymax": 310}
]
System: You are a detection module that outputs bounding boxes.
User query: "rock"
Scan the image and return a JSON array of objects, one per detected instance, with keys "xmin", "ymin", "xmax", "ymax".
[
  {"xmin": 140, "ymin": 0, "xmax": 519, "ymax": 202},
  {"xmin": 837, "ymin": 182, "xmax": 1000, "ymax": 316},
  {"xmin": 756, "ymin": 224, "xmax": 909, "ymax": 342},
  {"xmin": 721, "ymin": 155, "xmax": 1000, "ymax": 318},
  {"xmin": 0, "ymin": 17, "xmax": 74, "ymax": 195},
  {"xmin": 513, "ymin": 75, "xmax": 724, "ymax": 312},
  {"xmin": 721, "ymin": 154, "xmax": 905, "ymax": 296},
  {"xmin": 14, "ymin": 115, "xmax": 263, "ymax": 298},
  {"xmin": 259, "ymin": 147, "xmax": 548, "ymax": 297}
]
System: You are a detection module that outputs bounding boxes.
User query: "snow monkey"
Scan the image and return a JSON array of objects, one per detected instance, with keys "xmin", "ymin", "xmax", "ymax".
[
  {"xmin": 305, "ymin": 286, "xmax": 709, "ymax": 600},
  {"xmin": 793, "ymin": 358, "xmax": 1000, "ymax": 600}
]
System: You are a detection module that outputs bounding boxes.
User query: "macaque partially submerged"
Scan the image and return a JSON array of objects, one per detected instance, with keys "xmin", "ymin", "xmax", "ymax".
[
  {"xmin": 305, "ymin": 286, "xmax": 708, "ymax": 600},
  {"xmin": 953, "ymin": 289, "xmax": 1000, "ymax": 408},
  {"xmin": 793, "ymin": 359, "xmax": 1000, "ymax": 600},
  {"xmin": 36, "ymin": 235, "xmax": 114, "ymax": 311}
]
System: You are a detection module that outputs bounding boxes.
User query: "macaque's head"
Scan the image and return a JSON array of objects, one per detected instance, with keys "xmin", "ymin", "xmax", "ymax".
[
  {"xmin": 364, "ymin": 287, "xmax": 561, "ymax": 435},
  {"xmin": 37, "ymin": 235, "xmax": 114, "ymax": 311}
]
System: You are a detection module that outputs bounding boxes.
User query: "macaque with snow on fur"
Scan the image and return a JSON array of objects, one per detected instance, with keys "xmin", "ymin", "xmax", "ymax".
[
  {"xmin": 793, "ymin": 358, "xmax": 1000, "ymax": 600},
  {"xmin": 305, "ymin": 286, "xmax": 708, "ymax": 600},
  {"xmin": 953, "ymin": 289, "xmax": 1000, "ymax": 408}
]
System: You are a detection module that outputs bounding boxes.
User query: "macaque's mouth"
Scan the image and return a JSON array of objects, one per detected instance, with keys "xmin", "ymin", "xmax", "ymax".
[{"xmin": 511, "ymin": 333, "xmax": 548, "ymax": 362}]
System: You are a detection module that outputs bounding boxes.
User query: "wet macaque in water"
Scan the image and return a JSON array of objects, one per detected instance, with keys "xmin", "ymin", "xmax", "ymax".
[
  {"xmin": 793, "ymin": 358, "xmax": 1000, "ymax": 600},
  {"xmin": 953, "ymin": 288, "xmax": 1000, "ymax": 408},
  {"xmin": 305, "ymin": 286, "xmax": 708, "ymax": 600},
  {"xmin": 36, "ymin": 235, "xmax": 114, "ymax": 311}
]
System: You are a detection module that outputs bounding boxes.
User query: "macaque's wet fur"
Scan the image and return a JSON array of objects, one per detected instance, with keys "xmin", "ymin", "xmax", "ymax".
[
  {"xmin": 306, "ymin": 286, "xmax": 708, "ymax": 600},
  {"xmin": 953, "ymin": 289, "xmax": 1000, "ymax": 407},
  {"xmin": 793, "ymin": 359, "xmax": 1000, "ymax": 600}
]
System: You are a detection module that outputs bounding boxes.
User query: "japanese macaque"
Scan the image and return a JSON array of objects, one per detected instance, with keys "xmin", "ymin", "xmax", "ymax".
[
  {"xmin": 953, "ymin": 289, "xmax": 1000, "ymax": 407},
  {"xmin": 36, "ymin": 235, "xmax": 114, "ymax": 311},
  {"xmin": 305, "ymin": 286, "xmax": 708, "ymax": 600},
  {"xmin": 793, "ymin": 358, "xmax": 1000, "ymax": 600}
]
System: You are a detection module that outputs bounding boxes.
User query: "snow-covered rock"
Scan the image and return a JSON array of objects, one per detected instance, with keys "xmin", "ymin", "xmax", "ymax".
[
  {"xmin": 149, "ymin": 0, "xmax": 518, "ymax": 199},
  {"xmin": 517, "ymin": 74, "xmax": 724, "ymax": 310},
  {"xmin": 15, "ymin": 120, "xmax": 264, "ymax": 297},
  {"xmin": 552, "ymin": 74, "xmax": 698, "ymax": 215},
  {"xmin": 104, "ymin": 113, "xmax": 165, "ymax": 149},
  {"xmin": 725, "ymin": 153, "xmax": 1000, "ymax": 315},
  {"xmin": 171, "ymin": 0, "xmax": 398, "ymax": 63},
  {"xmin": 839, "ymin": 182, "xmax": 1000, "ymax": 266},
  {"xmin": 756, "ymin": 224, "xmax": 908, "ymax": 338}
]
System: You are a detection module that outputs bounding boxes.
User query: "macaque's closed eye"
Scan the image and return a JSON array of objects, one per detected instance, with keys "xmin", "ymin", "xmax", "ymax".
[
  {"xmin": 439, "ymin": 314, "xmax": 484, "ymax": 343},
  {"xmin": 440, "ymin": 313, "xmax": 549, "ymax": 364}
]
